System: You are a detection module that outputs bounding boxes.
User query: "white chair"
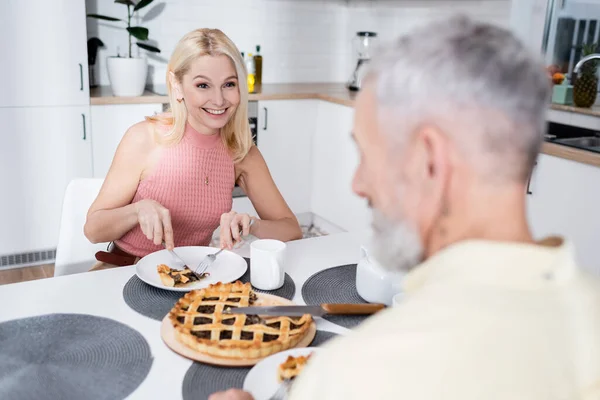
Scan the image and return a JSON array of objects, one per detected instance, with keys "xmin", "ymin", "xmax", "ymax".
[{"xmin": 54, "ymin": 178, "xmax": 107, "ymax": 276}]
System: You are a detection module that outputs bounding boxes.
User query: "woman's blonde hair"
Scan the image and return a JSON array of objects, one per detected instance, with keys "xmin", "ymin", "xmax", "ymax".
[{"xmin": 148, "ymin": 28, "xmax": 253, "ymax": 163}]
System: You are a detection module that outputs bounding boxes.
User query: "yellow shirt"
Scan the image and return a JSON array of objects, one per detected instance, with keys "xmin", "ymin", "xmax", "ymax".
[{"xmin": 290, "ymin": 238, "xmax": 600, "ymax": 400}]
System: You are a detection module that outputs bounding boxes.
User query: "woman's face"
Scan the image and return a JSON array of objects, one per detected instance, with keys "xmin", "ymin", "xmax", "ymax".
[{"xmin": 178, "ymin": 54, "xmax": 240, "ymax": 134}]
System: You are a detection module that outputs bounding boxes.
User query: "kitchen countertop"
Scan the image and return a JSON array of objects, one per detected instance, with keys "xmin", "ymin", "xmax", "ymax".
[
  {"xmin": 550, "ymin": 103, "xmax": 600, "ymax": 117},
  {"xmin": 90, "ymin": 83, "xmax": 356, "ymax": 107},
  {"xmin": 90, "ymin": 83, "xmax": 600, "ymax": 168},
  {"xmin": 541, "ymin": 140, "xmax": 600, "ymax": 168},
  {"xmin": 91, "ymin": 82, "xmax": 599, "ymax": 115}
]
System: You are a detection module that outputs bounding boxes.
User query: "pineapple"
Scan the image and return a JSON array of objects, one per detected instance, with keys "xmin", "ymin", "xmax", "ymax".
[{"xmin": 573, "ymin": 43, "xmax": 599, "ymax": 108}]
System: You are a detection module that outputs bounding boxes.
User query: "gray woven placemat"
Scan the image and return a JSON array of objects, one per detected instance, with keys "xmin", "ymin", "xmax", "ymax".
[
  {"xmin": 182, "ymin": 330, "xmax": 338, "ymax": 400},
  {"xmin": 302, "ymin": 264, "xmax": 373, "ymax": 329},
  {"xmin": 240, "ymin": 258, "xmax": 296, "ymax": 300},
  {"xmin": 123, "ymin": 275, "xmax": 184, "ymax": 321},
  {"xmin": 0, "ymin": 313, "xmax": 153, "ymax": 400}
]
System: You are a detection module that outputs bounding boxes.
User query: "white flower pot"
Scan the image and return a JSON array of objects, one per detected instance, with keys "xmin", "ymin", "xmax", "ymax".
[{"xmin": 106, "ymin": 57, "xmax": 148, "ymax": 96}]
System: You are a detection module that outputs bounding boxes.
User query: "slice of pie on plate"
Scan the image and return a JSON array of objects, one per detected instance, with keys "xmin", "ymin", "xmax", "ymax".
[
  {"xmin": 278, "ymin": 353, "xmax": 313, "ymax": 382},
  {"xmin": 157, "ymin": 264, "xmax": 207, "ymax": 287},
  {"xmin": 168, "ymin": 281, "xmax": 313, "ymax": 359}
]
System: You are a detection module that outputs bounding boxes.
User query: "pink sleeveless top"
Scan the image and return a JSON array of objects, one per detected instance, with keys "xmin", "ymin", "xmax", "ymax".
[{"xmin": 115, "ymin": 123, "xmax": 235, "ymax": 257}]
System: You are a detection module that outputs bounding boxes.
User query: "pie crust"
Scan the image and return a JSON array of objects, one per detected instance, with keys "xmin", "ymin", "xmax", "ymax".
[
  {"xmin": 168, "ymin": 281, "xmax": 313, "ymax": 359},
  {"xmin": 157, "ymin": 264, "xmax": 207, "ymax": 287},
  {"xmin": 278, "ymin": 353, "xmax": 313, "ymax": 382}
]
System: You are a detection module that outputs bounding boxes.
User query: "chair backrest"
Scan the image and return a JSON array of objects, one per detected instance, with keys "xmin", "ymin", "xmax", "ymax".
[{"xmin": 54, "ymin": 178, "xmax": 107, "ymax": 276}]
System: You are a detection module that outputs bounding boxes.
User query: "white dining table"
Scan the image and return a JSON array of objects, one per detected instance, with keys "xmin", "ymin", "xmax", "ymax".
[{"xmin": 0, "ymin": 230, "xmax": 369, "ymax": 399}]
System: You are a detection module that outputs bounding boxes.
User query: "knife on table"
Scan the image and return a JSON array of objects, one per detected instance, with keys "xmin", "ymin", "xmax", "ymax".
[{"xmin": 224, "ymin": 303, "xmax": 385, "ymax": 317}]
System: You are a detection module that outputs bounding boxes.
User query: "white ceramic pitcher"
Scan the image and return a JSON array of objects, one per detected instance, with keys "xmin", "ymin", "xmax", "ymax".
[{"xmin": 355, "ymin": 246, "xmax": 404, "ymax": 306}]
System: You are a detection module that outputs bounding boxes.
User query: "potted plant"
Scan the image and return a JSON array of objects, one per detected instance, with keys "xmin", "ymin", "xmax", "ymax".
[{"xmin": 87, "ymin": 0, "xmax": 161, "ymax": 96}]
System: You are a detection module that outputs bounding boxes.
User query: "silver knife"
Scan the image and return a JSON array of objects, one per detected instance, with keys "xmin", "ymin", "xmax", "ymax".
[
  {"xmin": 224, "ymin": 303, "xmax": 386, "ymax": 317},
  {"xmin": 161, "ymin": 241, "xmax": 204, "ymax": 279}
]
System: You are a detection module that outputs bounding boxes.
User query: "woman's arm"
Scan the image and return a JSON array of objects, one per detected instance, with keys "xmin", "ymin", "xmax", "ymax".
[
  {"xmin": 229, "ymin": 146, "xmax": 302, "ymax": 247},
  {"xmin": 84, "ymin": 121, "xmax": 175, "ymax": 248}
]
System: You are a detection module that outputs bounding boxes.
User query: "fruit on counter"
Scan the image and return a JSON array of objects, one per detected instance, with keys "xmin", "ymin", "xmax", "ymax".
[
  {"xmin": 573, "ymin": 42, "xmax": 599, "ymax": 108},
  {"xmin": 552, "ymin": 72, "xmax": 566, "ymax": 85}
]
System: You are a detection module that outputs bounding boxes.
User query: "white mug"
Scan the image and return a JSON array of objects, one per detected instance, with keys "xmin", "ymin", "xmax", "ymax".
[
  {"xmin": 250, "ymin": 239, "xmax": 286, "ymax": 290},
  {"xmin": 355, "ymin": 245, "xmax": 404, "ymax": 306}
]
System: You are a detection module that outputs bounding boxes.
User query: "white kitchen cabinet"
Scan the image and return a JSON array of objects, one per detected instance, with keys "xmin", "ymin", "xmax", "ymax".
[
  {"xmin": 0, "ymin": 0, "xmax": 89, "ymax": 107},
  {"xmin": 509, "ymin": 0, "xmax": 549, "ymax": 53},
  {"xmin": 311, "ymin": 101, "xmax": 370, "ymax": 232},
  {"xmin": 257, "ymin": 100, "xmax": 317, "ymax": 215},
  {"xmin": 90, "ymin": 104, "xmax": 164, "ymax": 178},
  {"xmin": 0, "ymin": 106, "xmax": 92, "ymax": 256},
  {"xmin": 527, "ymin": 153, "xmax": 600, "ymax": 275}
]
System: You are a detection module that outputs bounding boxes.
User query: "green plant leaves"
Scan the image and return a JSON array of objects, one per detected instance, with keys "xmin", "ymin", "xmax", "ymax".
[
  {"xmin": 137, "ymin": 42, "xmax": 161, "ymax": 53},
  {"xmin": 127, "ymin": 26, "xmax": 149, "ymax": 40},
  {"xmin": 115, "ymin": 0, "xmax": 135, "ymax": 5},
  {"xmin": 134, "ymin": 0, "xmax": 155, "ymax": 11},
  {"xmin": 86, "ymin": 13, "xmax": 122, "ymax": 21}
]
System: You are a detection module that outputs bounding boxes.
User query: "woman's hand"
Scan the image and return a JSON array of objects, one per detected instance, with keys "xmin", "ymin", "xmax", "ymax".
[
  {"xmin": 135, "ymin": 199, "xmax": 174, "ymax": 249},
  {"xmin": 219, "ymin": 211, "xmax": 254, "ymax": 249},
  {"xmin": 208, "ymin": 389, "xmax": 254, "ymax": 400}
]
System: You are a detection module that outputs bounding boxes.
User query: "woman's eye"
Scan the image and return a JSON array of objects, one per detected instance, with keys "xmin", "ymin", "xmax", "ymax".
[
  {"xmin": 196, "ymin": 83, "xmax": 209, "ymax": 89},
  {"xmin": 224, "ymin": 82, "xmax": 237, "ymax": 88}
]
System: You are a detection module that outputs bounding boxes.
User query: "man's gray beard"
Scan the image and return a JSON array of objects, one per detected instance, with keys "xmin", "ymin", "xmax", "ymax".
[{"xmin": 370, "ymin": 208, "xmax": 424, "ymax": 273}]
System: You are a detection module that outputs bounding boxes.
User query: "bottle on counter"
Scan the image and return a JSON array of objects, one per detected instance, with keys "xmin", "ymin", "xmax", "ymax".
[
  {"xmin": 254, "ymin": 45, "xmax": 263, "ymax": 85},
  {"xmin": 246, "ymin": 53, "xmax": 256, "ymax": 93}
]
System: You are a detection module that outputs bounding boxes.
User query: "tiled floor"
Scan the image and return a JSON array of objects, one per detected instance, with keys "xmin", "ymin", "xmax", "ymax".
[{"xmin": 0, "ymin": 264, "xmax": 54, "ymax": 286}]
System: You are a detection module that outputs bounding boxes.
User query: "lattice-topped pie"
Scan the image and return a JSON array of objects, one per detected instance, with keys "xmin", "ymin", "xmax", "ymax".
[
  {"xmin": 157, "ymin": 264, "xmax": 208, "ymax": 287},
  {"xmin": 169, "ymin": 281, "xmax": 313, "ymax": 359},
  {"xmin": 278, "ymin": 353, "xmax": 313, "ymax": 382}
]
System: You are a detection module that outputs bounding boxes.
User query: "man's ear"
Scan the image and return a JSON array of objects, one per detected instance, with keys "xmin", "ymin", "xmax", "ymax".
[{"xmin": 410, "ymin": 125, "xmax": 451, "ymax": 219}]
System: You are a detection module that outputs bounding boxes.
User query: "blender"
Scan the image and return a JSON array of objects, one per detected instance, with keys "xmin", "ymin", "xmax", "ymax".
[{"xmin": 347, "ymin": 31, "xmax": 378, "ymax": 91}]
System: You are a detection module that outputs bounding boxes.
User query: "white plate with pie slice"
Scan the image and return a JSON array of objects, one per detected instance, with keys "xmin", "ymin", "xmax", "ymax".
[
  {"xmin": 135, "ymin": 246, "xmax": 247, "ymax": 292},
  {"xmin": 243, "ymin": 347, "xmax": 320, "ymax": 400}
]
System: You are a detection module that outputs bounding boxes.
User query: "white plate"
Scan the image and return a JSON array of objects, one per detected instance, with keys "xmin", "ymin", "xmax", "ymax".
[
  {"xmin": 135, "ymin": 246, "xmax": 247, "ymax": 292},
  {"xmin": 243, "ymin": 347, "xmax": 319, "ymax": 400}
]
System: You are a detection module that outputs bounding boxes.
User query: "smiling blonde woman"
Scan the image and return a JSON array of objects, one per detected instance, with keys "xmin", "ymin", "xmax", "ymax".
[{"xmin": 84, "ymin": 29, "xmax": 301, "ymax": 269}]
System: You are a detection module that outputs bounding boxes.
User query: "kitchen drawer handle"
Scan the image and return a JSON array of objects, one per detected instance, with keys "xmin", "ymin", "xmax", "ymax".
[
  {"xmin": 527, "ymin": 161, "xmax": 537, "ymax": 195},
  {"xmin": 79, "ymin": 63, "xmax": 84, "ymax": 91},
  {"xmin": 263, "ymin": 107, "xmax": 268, "ymax": 130},
  {"xmin": 81, "ymin": 113, "xmax": 87, "ymax": 140}
]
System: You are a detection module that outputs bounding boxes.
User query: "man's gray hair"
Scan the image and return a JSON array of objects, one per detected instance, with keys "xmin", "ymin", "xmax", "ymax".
[{"xmin": 366, "ymin": 15, "xmax": 551, "ymax": 181}]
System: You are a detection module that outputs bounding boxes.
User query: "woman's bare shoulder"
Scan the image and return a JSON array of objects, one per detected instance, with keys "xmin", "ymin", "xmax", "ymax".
[{"xmin": 120, "ymin": 119, "xmax": 161, "ymax": 155}]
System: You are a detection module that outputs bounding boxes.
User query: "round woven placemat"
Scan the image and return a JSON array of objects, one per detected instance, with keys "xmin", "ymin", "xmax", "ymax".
[
  {"xmin": 181, "ymin": 330, "xmax": 338, "ymax": 400},
  {"xmin": 123, "ymin": 275, "xmax": 184, "ymax": 321},
  {"xmin": 301, "ymin": 264, "xmax": 373, "ymax": 329},
  {"xmin": 0, "ymin": 313, "xmax": 153, "ymax": 400}
]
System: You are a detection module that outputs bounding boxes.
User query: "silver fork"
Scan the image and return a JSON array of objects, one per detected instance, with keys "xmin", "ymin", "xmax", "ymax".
[
  {"xmin": 194, "ymin": 247, "xmax": 225, "ymax": 276},
  {"xmin": 268, "ymin": 379, "xmax": 292, "ymax": 400},
  {"xmin": 194, "ymin": 219, "xmax": 255, "ymax": 275}
]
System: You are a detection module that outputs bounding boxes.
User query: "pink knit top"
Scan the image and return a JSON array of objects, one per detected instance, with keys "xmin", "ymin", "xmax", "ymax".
[{"xmin": 115, "ymin": 123, "xmax": 235, "ymax": 257}]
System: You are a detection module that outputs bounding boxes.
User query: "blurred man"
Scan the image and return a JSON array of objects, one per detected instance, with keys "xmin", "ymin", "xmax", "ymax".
[{"xmin": 211, "ymin": 15, "xmax": 600, "ymax": 400}]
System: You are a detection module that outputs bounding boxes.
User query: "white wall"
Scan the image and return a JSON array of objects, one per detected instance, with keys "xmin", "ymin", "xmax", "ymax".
[
  {"xmin": 86, "ymin": 0, "xmax": 350, "ymax": 86},
  {"xmin": 86, "ymin": 0, "xmax": 511, "ymax": 87}
]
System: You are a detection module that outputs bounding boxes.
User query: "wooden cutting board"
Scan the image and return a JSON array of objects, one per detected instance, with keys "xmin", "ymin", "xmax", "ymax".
[{"xmin": 160, "ymin": 293, "xmax": 317, "ymax": 367}]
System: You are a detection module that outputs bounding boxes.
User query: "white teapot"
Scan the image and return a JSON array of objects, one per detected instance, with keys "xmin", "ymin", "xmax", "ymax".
[{"xmin": 356, "ymin": 245, "xmax": 404, "ymax": 306}]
